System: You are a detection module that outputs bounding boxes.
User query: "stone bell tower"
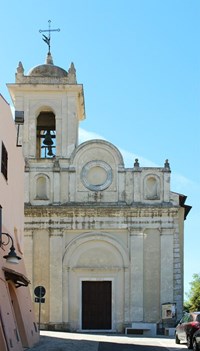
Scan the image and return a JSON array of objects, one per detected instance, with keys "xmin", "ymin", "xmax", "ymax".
[
  {"xmin": 7, "ymin": 51, "xmax": 86, "ymax": 329},
  {"xmin": 7, "ymin": 53, "xmax": 85, "ymax": 205}
]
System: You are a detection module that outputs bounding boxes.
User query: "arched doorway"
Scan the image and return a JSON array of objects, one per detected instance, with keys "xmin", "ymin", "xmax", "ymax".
[{"xmin": 63, "ymin": 232, "xmax": 129, "ymax": 332}]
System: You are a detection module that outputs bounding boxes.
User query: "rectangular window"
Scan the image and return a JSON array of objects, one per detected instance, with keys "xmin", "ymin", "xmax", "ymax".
[{"xmin": 1, "ymin": 142, "xmax": 8, "ymax": 180}]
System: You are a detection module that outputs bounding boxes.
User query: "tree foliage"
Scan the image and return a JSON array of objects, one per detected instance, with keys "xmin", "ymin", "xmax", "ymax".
[{"xmin": 184, "ymin": 273, "xmax": 200, "ymax": 311}]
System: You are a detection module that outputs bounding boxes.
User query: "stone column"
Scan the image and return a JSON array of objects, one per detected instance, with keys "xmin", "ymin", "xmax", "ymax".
[
  {"xmin": 66, "ymin": 95, "xmax": 78, "ymax": 157},
  {"xmin": 173, "ymin": 216, "xmax": 184, "ymax": 321},
  {"xmin": 33, "ymin": 229, "xmax": 50, "ymax": 324},
  {"xmin": 23, "ymin": 99, "xmax": 31, "ymax": 158},
  {"xmin": 53, "ymin": 169, "xmax": 60, "ymax": 204},
  {"xmin": 130, "ymin": 229, "xmax": 144, "ymax": 321},
  {"xmin": 160, "ymin": 228, "xmax": 174, "ymax": 304},
  {"xmin": 163, "ymin": 170, "xmax": 171, "ymax": 202},
  {"xmin": 24, "ymin": 172, "xmax": 30, "ymax": 204},
  {"xmin": 62, "ymin": 267, "xmax": 70, "ymax": 325},
  {"xmin": 49, "ymin": 231, "xmax": 63, "ymax": 325},
  {"xmin": 123, "ymin": 265, "xmax": 130, "ymax": 325},
  {"xmin": 56, "ymin": 116, "xmax": 62, "ymax": 157},
  {"xmin": 29, "ymin": 118, "xmax": 36, "ymax": 157},
  {"xmin": 133, "ymin": 169, "xmax": 142, "ymax": 202}
]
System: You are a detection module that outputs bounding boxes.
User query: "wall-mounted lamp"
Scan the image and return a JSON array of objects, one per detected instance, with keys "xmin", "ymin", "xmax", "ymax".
[{"xmin": 0, "ymin": 206, "xmax": 21, "ymax": 264}]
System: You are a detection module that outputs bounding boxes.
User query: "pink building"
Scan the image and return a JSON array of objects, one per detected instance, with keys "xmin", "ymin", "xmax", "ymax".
[{"xmin": 0, "ymin": 94, "xmax": 39, "ymax": 350}]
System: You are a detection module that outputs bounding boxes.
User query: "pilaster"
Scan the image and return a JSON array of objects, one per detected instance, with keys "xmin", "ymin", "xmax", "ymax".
[
  {"xmin": 160, "ymin": 228, "xmax": 174, "ymax": 304},
  {"xmin": 49, "ymin": 231, "xmax": 63, "ymax": 323},
  {"xmin": 130, "ymin": 229, "xmax": 144, "ymax": 321}
]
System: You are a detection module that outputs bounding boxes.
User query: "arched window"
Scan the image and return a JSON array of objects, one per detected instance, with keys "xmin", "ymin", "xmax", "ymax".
[
  {"xmin": 36, "ymin": 111, "xmax": 56, "ymax": 158},
  {"xmin": 36, "ymin": 176, "xmax": 48, "ymax": 199}
]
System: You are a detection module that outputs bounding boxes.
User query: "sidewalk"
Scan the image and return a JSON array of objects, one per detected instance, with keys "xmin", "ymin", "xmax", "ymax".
[{"xmin": 27, "ymin": 332, "xmax": 98, "ymax": 351}]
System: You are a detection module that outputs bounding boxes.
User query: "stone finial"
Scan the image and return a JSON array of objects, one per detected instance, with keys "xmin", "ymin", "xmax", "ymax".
[
  {"xmin": 134, "ymin": 158, "xmax": 140, "ymax": 167},
  {"xmin": 68, "ymin": 62, "xmax": 76, "ymax": 74},
  {"xmin": 164, "ymin": 159, "xmax": 170, "ymax": 169},
  {"xmin": 68, "ymin": 62, "xmax": 77, "ymax": 83},
  {"xmin": 46, "ymin": 52, "xmax": 54, "ymax": 65},
  {"xmin": 17, "ymin": 61, "xmax": 24, "ymax": 74}
]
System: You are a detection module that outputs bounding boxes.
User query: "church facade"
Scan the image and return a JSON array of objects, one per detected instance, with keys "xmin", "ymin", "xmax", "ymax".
[{"xmin": 7, "ymin": 52, "xmax": 191, "ymax": 334}]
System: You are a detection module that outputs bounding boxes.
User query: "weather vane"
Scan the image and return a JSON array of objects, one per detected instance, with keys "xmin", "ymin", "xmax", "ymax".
[{"xmin": 39, "ymin": 20, "xmax": 60, "ymax": 54}]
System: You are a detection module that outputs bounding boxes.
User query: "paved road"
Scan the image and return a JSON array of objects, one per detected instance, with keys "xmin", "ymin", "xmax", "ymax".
[{"xmin": 28, "ymin": 331, "xmax": 187, "ymax": 351}]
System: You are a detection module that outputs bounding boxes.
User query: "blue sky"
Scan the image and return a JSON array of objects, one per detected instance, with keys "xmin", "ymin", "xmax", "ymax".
[{"xmin": 0, "ymin": 0, "xmax": 199, "ymax": 297}]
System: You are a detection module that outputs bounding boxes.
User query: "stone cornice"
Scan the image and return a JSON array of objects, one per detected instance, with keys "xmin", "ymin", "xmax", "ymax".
[{"xmin": 24, "ymin": 203, "xmax": 179, "ymax": 217}]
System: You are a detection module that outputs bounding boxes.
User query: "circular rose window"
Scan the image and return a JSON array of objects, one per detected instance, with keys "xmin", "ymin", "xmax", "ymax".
[{"xmin": 81, "ymin": 161, "xmax": 112, "ymax": 191}]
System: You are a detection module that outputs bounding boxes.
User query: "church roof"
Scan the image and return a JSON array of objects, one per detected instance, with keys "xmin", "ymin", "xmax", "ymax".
[
  {"xmin": 28, "ymin": 53, "xmax": 68, "ymax": 78},
  {"xmin": 13, "ymin": 53, "xmax": 77, "ymax": 84},
  {"xmin": 28, "ymin": 64, "xmax": 68, "ymax": 78}
]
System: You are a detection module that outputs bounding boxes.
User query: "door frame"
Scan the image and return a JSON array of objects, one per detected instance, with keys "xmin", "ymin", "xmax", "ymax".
[{"xmin": 80, "ymin": 278, "xmax": 114, "ymax": 331}]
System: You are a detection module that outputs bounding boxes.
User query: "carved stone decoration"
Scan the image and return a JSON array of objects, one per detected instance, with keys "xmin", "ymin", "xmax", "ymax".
[
  {"xmin": 134, "ymin": 158, "xmax": 140, "ymax": 167},
  {"xmin": 68, "ymin": 62, "xmax": 77, "ymax": 84},
  {"xmin": 164, "ymin": 159, "xmax": 170, "ymax": 169},
  {"xmin": 17, "ymin": 61, "xmax": 24, "ymax": 74},
  {"xmin": 16, "ymin": 61, "xmax": 25, "ymax": 82},
  {"xmin": 81, "ymin": 161, "xmax": 113, "ymax": 191}
]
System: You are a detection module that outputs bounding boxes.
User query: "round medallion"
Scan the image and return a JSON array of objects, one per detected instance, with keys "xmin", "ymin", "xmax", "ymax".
[{"xmin": 81, "ymin": 161, "xmax": 112, "ymax": 191}]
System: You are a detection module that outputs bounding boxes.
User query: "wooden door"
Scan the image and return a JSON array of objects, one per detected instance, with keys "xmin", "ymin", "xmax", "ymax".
[{"xmin": 82, "ymin": 281, "xmax": 112, "ymax": 330}]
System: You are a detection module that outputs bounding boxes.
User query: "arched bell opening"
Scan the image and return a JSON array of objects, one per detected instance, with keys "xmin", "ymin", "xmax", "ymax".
[{"xmin": 36, "ymin": 111, "xmax": 56, "ymax": 158}]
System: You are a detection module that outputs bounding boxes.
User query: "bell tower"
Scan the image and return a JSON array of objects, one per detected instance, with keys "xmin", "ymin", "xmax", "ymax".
[{"xmin": 7, "ymin": 53, "xmax": 85, "ymax": 205}]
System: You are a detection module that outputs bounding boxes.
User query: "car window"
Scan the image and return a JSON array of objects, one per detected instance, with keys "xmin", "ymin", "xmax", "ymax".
[
  {"xmin": 181, "ymin": 314, "xmax": 189, "ymax": 323},
  {"xmin": 181, "ymin": 315, "xmax": 185, "ymax": 323},
  {"xmin": 196, "ymin": 314, "xmax": 200, "ymax": 322},
  {"xmin": 188, "ymin": 314, "xmax": 194, "ymax": 322}
]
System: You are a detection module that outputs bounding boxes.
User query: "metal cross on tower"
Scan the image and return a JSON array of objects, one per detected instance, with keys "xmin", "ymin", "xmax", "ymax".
[{"xmin": 39, "ymin": 20, "xmax": 60, "ymax": 54}]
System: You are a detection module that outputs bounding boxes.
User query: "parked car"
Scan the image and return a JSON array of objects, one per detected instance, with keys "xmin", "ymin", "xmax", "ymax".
[
  {"xmin": 192, "ymin": 329, "xmax": 200, "ymax": 351},
  {"xmin": 175, "ymin": 312, "xmax": 200, "ymax": 349}
]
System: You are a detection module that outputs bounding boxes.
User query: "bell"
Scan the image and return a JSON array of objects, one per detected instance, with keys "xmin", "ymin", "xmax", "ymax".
[
  {"xmin": 47, "ymin": 146, "xmax": 54, "ymax": 157},
  {"xmin": 43, "ymin": 131, "xmax": 53, "ymax": 146}
]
